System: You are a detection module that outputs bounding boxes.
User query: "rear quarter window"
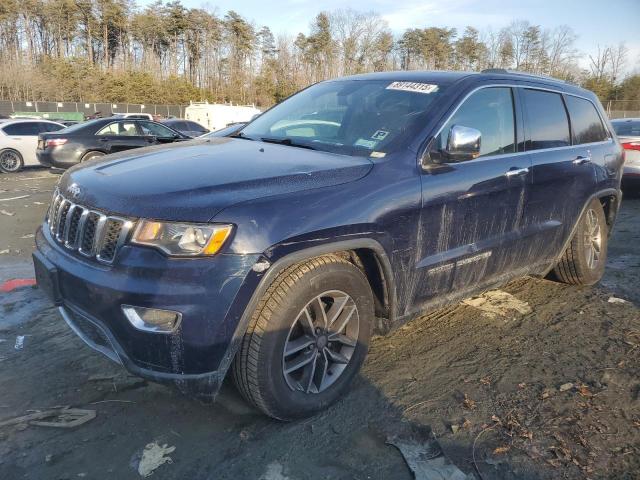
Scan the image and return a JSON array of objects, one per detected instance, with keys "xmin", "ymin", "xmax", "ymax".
[
  {"xmin": 522, "ymin": 89, "xmax": 570, "ymax": 151},
  {"xmin": 565, "ymin": 96, "xmax": 608, "ymax": 144}
]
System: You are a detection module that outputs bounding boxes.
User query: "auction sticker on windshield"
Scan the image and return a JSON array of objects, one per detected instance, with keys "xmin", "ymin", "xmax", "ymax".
[{"xmin": 386, "ymin": 82, "xmax": 439, "ymax": 94}]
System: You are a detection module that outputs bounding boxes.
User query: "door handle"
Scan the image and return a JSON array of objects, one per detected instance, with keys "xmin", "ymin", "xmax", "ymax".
[
  {"xmin": 99, "ymin": 137, "xmax": 108, "ymax": 142},
  {"xmin": 573, "ymin": 155, "xmax": 591, "ymax": 165},
  {"xmin": 505, "ymin": 167, "xmax": 529, "ymax": 177}
]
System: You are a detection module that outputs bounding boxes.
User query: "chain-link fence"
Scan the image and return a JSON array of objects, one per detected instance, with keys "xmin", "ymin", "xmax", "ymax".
[
  {"xmin": 605, "ymin": 100, "xmax": 640, "ymax": 119},
  {"xmin": 0, "ymin": 100, "xmax": 185, "ymax": 119}
]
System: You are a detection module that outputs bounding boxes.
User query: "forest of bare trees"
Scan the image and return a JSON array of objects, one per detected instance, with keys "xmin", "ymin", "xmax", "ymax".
[{"xmin": 0, "ymin": 0, "xmax": 637, "ymax": 107}]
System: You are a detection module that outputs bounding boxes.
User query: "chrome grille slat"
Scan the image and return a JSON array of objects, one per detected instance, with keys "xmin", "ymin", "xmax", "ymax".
[
  {"xmin": 46, "ymin": 190, "xmax": 133, "ymax": 265},
  {"xmin": 55, "ymin": 200, "xmax": 71, "ymax": 242},
  {"xmin": 63, "ymin": 204, "xmax": 77, "ymax": 246}
]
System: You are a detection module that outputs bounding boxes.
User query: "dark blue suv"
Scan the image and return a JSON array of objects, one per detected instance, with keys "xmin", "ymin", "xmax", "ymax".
[{"xmin": 33, "ymin": 70, "xmax": 624, "ymax": 420}]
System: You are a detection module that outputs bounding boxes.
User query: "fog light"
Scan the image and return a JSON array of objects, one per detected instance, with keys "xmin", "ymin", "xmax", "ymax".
[{"xmin": 122, "ymin": 305, "xmax": 182, "ymax": 333}]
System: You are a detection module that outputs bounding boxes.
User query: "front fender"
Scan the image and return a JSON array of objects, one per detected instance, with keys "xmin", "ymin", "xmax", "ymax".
[{"xmin": 215, "ymin": 236, "xmax": 397, "ymax": 384}]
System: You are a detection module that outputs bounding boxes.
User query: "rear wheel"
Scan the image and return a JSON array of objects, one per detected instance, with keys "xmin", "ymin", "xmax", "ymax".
[
  {"xmin": 553, "ymin": 199, "xmax": 608, "ymax": 285},
  {"xmin": 0, "ymin": 149, "xmax": 24, "ymax": 173},
  {"xmin": 81, "ymin": 151, "xmax": 105, "ymax": 162},
  {"xmin": 232, "ymin": 255, "xmax": 374, "ymax": 420}
]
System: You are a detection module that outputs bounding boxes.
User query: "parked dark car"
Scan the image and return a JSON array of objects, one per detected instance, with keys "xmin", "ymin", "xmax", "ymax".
[
  {"xmin": 36, "ymin": 117, "xmax": 189, "ymax": 169},
  {"xmin": 33, "ymin": 70, "xmax": 623, "ymax": 420},
  {"xmin": 203, "ymin": 122, "xmax": 247, "ymax": 138},
  {"xmin": 161, "ymin": 118, "xmax": 209, "ymax": 138}
]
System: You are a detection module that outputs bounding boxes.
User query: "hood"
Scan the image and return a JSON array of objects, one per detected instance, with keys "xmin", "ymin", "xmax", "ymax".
[{"xmin": 58, "ymin": 138, "xmax": 374, "ymax": 222}]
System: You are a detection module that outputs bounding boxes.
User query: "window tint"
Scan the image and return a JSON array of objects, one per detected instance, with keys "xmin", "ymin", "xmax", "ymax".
[
  {"xmin": 3, "ymin": 122, "xmax": 41, "ymax": 136},
  {"xmin": 522, "ymin": 89, "xmax": 570, "ymax": 150},
  {"xmin": 139, "ymin": 121, "xmax": 177, "ymax": 138},
  {"xmin": 96, "ymin": 122, "xmax": 138, "ymax": 136},
  {"xmin": 612, "ymin": 120, "xmax": 640, "ymax": 136},
  {"xmin": 188, "ymin": 121, "xmax": 206, "ymax": 131},
  {"xmin": 38, "ymin": 122, "xmax": 64, "ymax": 133},
  {"xmin": 565, "ymin": 96, "xmax": 607, "ymax": 144},
  {"xmin": 432, "ymin": 87, "xmax": 516, "ymax": 161}
]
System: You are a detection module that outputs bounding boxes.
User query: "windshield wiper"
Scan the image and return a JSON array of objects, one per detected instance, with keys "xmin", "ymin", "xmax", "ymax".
[
  {"xmin": 230, "ymin": 131, "xmax": 254, "ymax": 140},
  {"xmin": 260, "ymin": 137, "xmax": 316, "ymax": 150}
]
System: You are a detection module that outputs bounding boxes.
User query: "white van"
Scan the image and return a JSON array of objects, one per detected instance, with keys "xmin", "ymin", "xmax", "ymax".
[
  {"xmin": 112, "ymin": 113, "xmax": 154, "ymax": 120},
  {"xmin": 185, "ymin": 102, "xmax": 261, "ymax": 132}
]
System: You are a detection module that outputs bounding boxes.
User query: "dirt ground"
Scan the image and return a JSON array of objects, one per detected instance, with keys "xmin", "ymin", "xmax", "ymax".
[{"xmin": 0, "ymin": 168, "xmax": 639, "ymax": 480}]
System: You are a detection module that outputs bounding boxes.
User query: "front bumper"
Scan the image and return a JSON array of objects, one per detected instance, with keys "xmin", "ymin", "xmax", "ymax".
[{"xmin": 34, "ymin": 225, "xmax": 261, "ymax": 397}]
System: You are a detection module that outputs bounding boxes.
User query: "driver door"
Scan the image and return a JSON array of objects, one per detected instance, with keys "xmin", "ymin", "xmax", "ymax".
[
  {"xmin": 413, "ymin": 86, "xmax": 532, "ymax": 304},
  {"xmin": 137, "ymin": 121, "xmax": 184, "ymax": 144},
  {"xmin": 95, "ymin": 121, "xmax": 150, "ymax": 154}
]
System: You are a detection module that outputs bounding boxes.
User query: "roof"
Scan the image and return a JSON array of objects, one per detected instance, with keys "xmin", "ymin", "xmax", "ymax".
[
  {"xmin": 335, "ymin": 70, "xmax": 474, "ymax": 85},
  {"xmin": 333, "ymin": 69, "xmax": 589, "ymax": 95},
  {"xmin": 611, "ymin": 117, "xmax": 640, "ymax": 122},
  {"xmin": 0, "ymin": 118, "xmax": 64, "ymax": 125}
]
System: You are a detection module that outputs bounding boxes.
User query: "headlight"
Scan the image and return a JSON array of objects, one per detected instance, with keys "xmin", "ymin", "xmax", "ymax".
[{"xmin": 131, "ymin": 220, "xmax": 233, "ymax": 256}]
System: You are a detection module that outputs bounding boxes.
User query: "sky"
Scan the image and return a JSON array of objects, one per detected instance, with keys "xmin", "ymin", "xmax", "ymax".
[{"xmin": 152, "ymin": 0, "xmax": 640, "ymax": 73}]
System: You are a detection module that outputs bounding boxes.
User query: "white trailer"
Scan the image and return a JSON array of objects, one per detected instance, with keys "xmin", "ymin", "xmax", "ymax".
[{"xmin": 184, "ymin": 102, "xmax": 261, "ymax": 132}]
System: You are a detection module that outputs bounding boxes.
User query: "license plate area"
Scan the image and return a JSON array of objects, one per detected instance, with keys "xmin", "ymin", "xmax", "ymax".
[{"xmin": 32, "ymin": 252, "xmax": 62, "ymax": 305}]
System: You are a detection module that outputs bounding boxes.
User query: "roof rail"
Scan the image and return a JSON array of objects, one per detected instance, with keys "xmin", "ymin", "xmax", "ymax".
[
  {"xmin": 481, "ymin": 68, "xmax": 509, "ymax": 74},
  {"xmin": 480, "ymin": 68, "xmax": 572, "ymax": 84}
]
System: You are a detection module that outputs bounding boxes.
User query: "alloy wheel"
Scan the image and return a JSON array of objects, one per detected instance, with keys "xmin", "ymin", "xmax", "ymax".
[
  {"xmin": 0, "ymin": 151, "xmax": 20, "ymax": 172},
  {"xmin": 282, "ymin": 290, "xmax": 359, "ymax": 394},
  {"xmin": 583, "ymin": 208, "xmax": 602, "ymax": 270}
]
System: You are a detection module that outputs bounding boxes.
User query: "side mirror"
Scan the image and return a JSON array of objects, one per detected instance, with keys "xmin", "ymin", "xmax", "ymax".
[{"xmin": 444, "ymin": 125, "xmax": 481, "ymax": 161}]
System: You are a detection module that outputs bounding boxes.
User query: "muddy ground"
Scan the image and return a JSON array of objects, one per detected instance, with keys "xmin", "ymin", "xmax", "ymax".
[{"xmin": 0, "ymin": 169, "xmax": 638, "ymax": 480}]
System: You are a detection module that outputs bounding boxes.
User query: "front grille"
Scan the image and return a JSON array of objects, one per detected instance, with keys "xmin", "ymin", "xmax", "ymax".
[{"xmin": 47, "ymin": 191, "xmax": 134, "ymax": 264}]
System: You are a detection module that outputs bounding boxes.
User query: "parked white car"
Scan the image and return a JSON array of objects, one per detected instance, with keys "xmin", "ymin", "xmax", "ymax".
[{"xmin": 0, "ymin": 119, "xmax": 66, "ymax": 172}]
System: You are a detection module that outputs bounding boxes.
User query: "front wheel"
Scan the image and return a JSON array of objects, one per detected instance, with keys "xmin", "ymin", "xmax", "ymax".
[
  {"xmin": 0, "ymin": 149, "xmax": 24, "ymax": 173},
  {"xmin": 232, "ymin": 255, "xmax": 374, "ymax": 420},
  {"xmin": 553, "ymin": 198, "xmax": 608, "ymax": 285}
]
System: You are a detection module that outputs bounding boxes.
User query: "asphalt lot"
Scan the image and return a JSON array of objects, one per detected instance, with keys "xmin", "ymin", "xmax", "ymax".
[{"xmin": 0, "ymin": 168, "xmax": 639, "ymax": 480}]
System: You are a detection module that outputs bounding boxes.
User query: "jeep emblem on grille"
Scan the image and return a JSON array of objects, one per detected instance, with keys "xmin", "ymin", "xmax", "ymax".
[{"xmin": 67, "ymin": 184, "xmax": 81, "ymax": 199}]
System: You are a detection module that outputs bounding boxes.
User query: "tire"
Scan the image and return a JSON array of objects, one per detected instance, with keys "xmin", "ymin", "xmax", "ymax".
[
  {"xmin": 0, "ymin": 149, "xmax": 24, "ymax": 173},
  {"xmin": 553, "ymin": 198, "xmax": 608, "ymax": 285},
  {"xmin": 81, "ymin": 151, "xmax": 105, "ymax": 162},
  {"xmin": 232, "ymin": 254, "xmax": 374, "ymax": 420}
]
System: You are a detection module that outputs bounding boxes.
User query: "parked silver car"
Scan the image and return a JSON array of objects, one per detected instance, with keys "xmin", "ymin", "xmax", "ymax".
[{"xmin": 611, "ymin": 118, "xmax": 640, "ymax": 189}]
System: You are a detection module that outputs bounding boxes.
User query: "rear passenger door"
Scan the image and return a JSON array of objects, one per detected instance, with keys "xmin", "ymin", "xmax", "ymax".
[
  {"xmin": 3, "ymin": 122, "xmax": 41, "ymax": 165},
  {"xmin": 519, "ymin": 88, "xmax": 599, "ymax": 263}
]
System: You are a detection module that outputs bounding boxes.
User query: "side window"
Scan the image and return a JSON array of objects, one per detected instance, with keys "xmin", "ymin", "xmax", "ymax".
[
  {"xmin": 522, "ymin": 89, "xmax": 570, "ymax": 150},
  {"xmin": 432, "ymin": 87, "xmax": 516, "ymax": 161},
  {"xmin": 565, "ymin": 96, "xmax": 608, "ymax": 144},
  {"xmin": 96, "ymin": 122, "xmax": 138, "ymax": 136},
  {"xmin": 188, "ymin": 122, "xmax": 205, "ymax": 131},
  {"xmin": 3, "ymin": 122, "xmax": 41, "ymax": 136},
  {"xmin": 38, "ymin": 122, "xmax": 64, "ymax": 133},
  {"xmin": 139, "ymin": 121, "xmax": 178, "ymax": 138}
]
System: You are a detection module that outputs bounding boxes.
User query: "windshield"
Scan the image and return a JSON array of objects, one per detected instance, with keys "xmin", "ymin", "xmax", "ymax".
[
  {"xmin": 240, "ymin": 80, "xmax": 445, "ymax": 157},
  {"xmin": 612, "ymin": 120, "xmax": 640, "ymax": 137}
]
